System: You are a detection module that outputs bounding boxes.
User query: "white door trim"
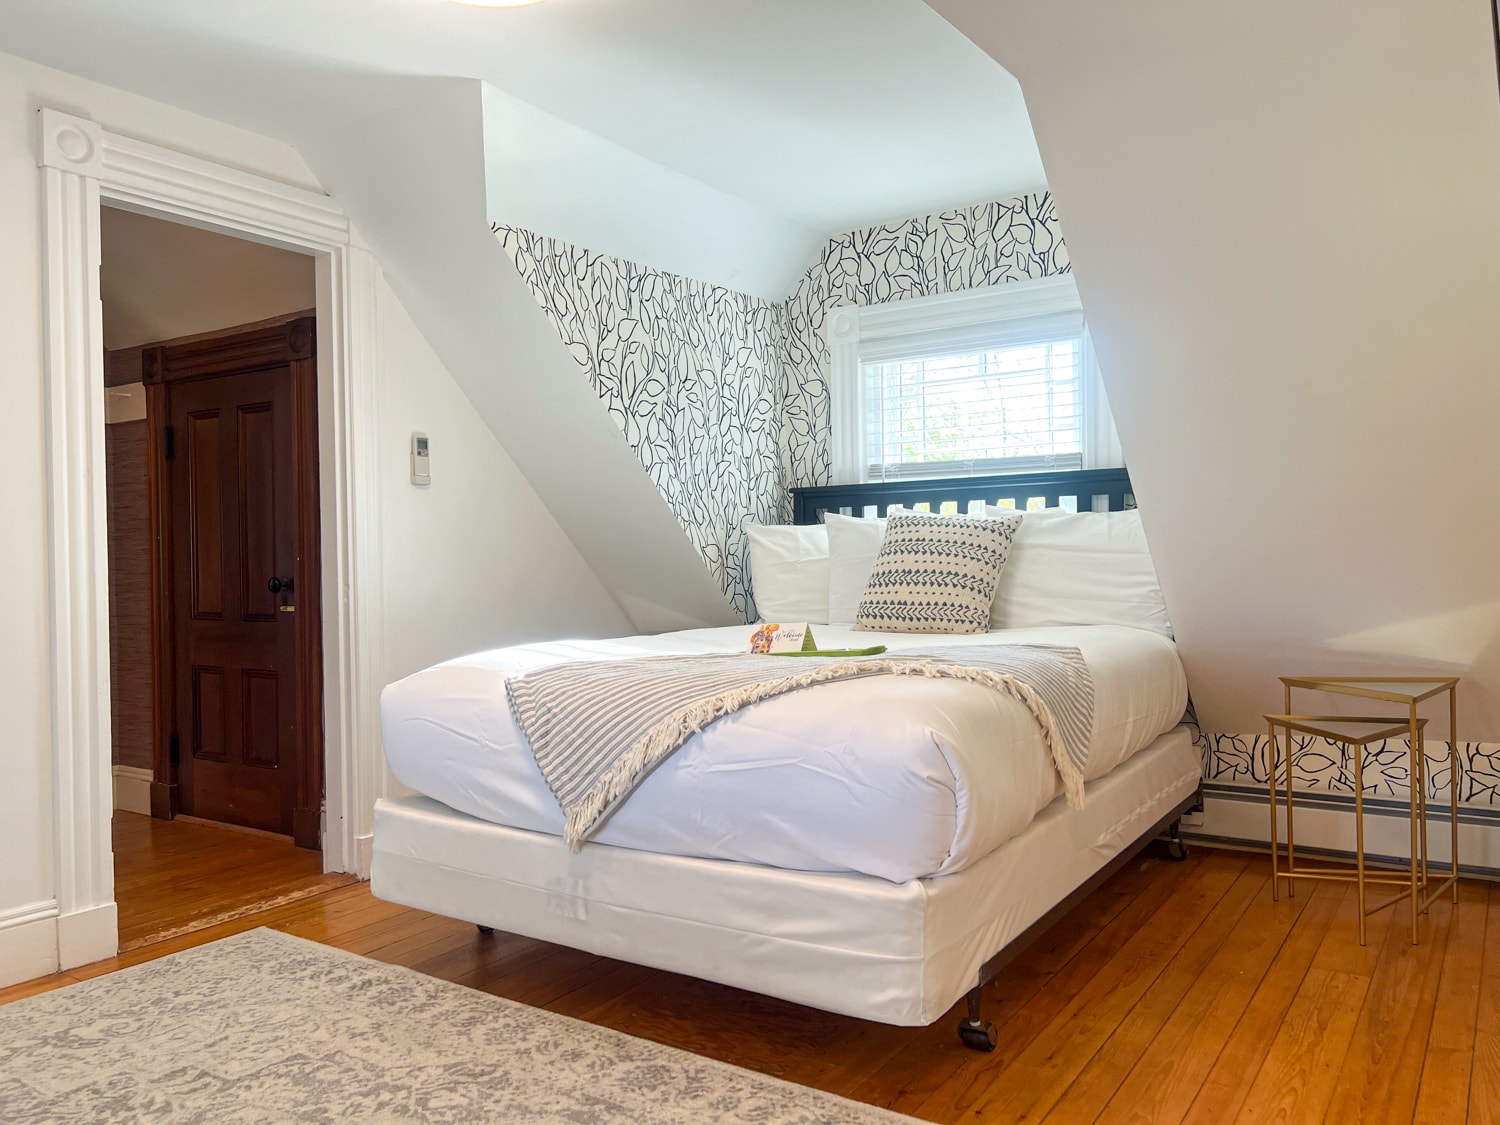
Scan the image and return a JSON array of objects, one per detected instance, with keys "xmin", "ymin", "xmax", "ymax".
[{"xmin": 36, "ymin": 107, "xmax": 385, "ymax": 970}]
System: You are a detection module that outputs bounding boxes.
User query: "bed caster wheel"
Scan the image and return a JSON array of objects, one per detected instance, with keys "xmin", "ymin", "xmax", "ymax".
[
  {"xmin": 959, "ymin": 1019, "xmax": 998, "ymax": 1052},
  {"xmin": 1166, "ymin": 838, "xmax": 1189, "ymax": 863},
  {"xmin": 476, "ymin": 925, "xmax": 494, "ymax": 935}
]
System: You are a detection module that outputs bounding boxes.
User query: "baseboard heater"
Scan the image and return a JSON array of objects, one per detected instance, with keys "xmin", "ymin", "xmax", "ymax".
[{"xmin": 1186, "ymin": 781, "xmax": 1500, "ymax": 880}]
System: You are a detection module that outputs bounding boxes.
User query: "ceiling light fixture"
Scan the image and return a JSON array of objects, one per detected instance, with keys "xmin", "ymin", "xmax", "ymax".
[{"xmin": 447, "ymin": 0, "xmax": 546, "ymax": 7}]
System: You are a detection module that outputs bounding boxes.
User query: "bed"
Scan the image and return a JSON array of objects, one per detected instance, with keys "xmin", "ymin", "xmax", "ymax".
[{"xmin": 371, "ymin": 468, "xmax": 1203, "ymax": 1051}]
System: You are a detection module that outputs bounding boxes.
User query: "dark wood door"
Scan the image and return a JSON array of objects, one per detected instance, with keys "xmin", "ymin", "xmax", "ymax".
[{"xmin": 146, "ymin": 318, "xmax": 323, "ymax": 847}]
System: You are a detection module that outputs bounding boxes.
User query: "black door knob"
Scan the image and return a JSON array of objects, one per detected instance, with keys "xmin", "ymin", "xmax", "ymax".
[{"xmin": 268, "ymin": 576, "xmax": 295, "ymax": 594}]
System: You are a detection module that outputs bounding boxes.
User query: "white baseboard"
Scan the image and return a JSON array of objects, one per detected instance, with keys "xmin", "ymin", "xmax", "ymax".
[
  {"xmin": 1189, "ymin": 783, "xmax": 1500, "ymax": 875},
  {"xmin": 112, "ymin": 765, "xmax": 153, "ymax": 816},
  {"xmin": 0, "ymin": 900, "xmax": 60, "ymax": 988},
  {"xmin": 57, "ymin": 902, "xmax": 119, "ymax": 971}
]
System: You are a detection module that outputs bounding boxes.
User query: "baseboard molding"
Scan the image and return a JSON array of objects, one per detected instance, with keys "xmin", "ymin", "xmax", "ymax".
[
  {"xmin": 1188, "ymin": 783, "xmax": 1500, "ymax": 877},
  {"xmin": 112, "ymin": 765, "xmax": 153, "ymax": 816},
  {"xmin": 56, "ymin": 902, "xmax": 119, "ymax": 971},
  {"xmin": 0, "ymin": 900, "xmax": 60, "ymax": 988},
  {"xmin": 355, "ymin": 834, "xmax": 374, "ymax": 881}
]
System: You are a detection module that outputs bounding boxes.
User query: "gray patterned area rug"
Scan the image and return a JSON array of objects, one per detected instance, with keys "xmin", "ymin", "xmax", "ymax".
[{"xmin": 0, "ymin": 928, "xmax": 914, "ymax": 1124}]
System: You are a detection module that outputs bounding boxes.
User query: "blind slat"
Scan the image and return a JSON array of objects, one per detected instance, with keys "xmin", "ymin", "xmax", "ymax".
[{"xmin": 865, "ymin": 333, "xmax": 1085, "ymax": 479}]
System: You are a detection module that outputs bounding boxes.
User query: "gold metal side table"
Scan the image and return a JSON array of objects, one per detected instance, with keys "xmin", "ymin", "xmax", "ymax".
[
  {"xmin": 1283, "ymin": 677, "xmax": 1460, "ymax": 910},
  {"xmin": 1265, "ymin": 709, "xmax": 1456, "ymax": 946}
]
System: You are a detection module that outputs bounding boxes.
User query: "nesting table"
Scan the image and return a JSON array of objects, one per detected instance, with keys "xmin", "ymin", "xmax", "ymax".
[{"xmin": 1265, "ymin": 676, "xmax": 1460, "ymax": 945}]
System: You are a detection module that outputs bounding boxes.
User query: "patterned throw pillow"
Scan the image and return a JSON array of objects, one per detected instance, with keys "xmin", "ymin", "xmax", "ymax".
[{"xmin": 854, "ymin": 512, "xmax": 1023, "ymax": 634}]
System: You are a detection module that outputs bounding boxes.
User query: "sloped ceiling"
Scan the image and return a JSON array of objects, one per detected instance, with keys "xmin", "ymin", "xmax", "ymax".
[
  {"xmin": 929, "ymin": 0, "xmax": 1500, "ymax": 738},
  {"xmin": 0, "ymin": 1, "xmax": 1052, "ymax": 635},
  {"xmin": 479, "ymin": 83, "xmax": 820, "ymax": 296},
  {"xmin": 0, "ymin": 0, "xmax": 1043, "ymax": 250}
]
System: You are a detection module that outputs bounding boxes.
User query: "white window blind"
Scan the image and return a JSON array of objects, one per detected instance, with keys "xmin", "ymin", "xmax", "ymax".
[
  {"xmin": 826, "ymin": 277, "xmax": 1123, "ymax": 485},
  {"xmin": 862, "ymin": 310, "xmax": 1085, "ymax": 481}
]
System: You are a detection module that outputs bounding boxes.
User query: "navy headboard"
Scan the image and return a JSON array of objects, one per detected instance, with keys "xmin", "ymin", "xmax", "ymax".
[{"xmin": 790, "ymin": 468, "xmax": 1134, "ymax": 525}]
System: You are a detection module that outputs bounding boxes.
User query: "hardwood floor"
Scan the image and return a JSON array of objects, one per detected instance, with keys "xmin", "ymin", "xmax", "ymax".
[
  {"xmin": 2, "ymin": 826, "xmax": 1492, "ymax": 1122},
  {"xmin": 112, "ymin": 810, "xmax": 355, "ymax": 950}
]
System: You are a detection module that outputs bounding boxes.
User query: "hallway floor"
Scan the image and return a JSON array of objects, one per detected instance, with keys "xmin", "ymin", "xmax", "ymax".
[{"xmin": 112, "ymin": 810, "xmax": 355, "ymax": 951}]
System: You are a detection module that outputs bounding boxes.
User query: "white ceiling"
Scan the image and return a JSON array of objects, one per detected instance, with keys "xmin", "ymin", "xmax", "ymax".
[
  {"xmin": 0, "ymin": 0, "xmax": 1044, "ymax": 235},
  {"xmin": 100, "ymin": 207, "xmax": 315, "ymax": 350}
]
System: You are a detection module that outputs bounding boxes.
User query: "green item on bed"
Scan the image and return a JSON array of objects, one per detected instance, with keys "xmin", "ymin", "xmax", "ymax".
[
  {"xmin": 776, "ymin": 645, "xmax": 888, "ymax": 657},
  {"xmin": 746, "ymin": 623, "xmax": 886, "ymax": 657}
]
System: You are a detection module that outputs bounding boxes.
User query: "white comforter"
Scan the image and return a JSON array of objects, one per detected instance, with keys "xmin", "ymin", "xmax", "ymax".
[{"xmin": 380, "ymin": 624, "xmax": 1188, "ymax": 883}]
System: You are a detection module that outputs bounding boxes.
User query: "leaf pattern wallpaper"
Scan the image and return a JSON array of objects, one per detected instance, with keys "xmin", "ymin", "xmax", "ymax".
[
  {"xmin": 1191, "ymin": 727, "xmax": 1489, "ymax": 805},
  {"xmin": 497, "ymin": 226, "xmax": 786, "ymax": 622},
  {"xmin": 495, "ymin": 191, "xmax": 1068, "ymax": 619}
]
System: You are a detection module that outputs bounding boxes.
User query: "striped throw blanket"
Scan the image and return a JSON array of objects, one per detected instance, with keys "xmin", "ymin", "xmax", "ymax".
[{"xmin": 506, "ymin": 644, "xmax": 1095, "ymax": 849}]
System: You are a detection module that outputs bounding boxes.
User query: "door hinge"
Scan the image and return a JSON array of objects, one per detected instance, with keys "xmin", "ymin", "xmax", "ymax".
[
  {"xmin": 163, "ymin": 425, "xmax": 175, "ymax": 460},
  {"xmin": 169, "ymin": 732, "xmax": 180, "ymax": 766}
]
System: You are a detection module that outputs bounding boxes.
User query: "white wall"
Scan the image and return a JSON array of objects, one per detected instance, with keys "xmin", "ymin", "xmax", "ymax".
[
  {"xmin": 483, "ymin": 84, "xmax": 822, "ymax": 299},
  {"xmin": 296, "ymin": 78, "xmax": 740, "ymax": 634},
  {"xmin": 930, "ymin": 0, "xmax": 1500, "ymax": 742},
  {"xmin": 0, "ymin": 49, "xmax": 630, "ymax": 987},
  {"xmin": 377, "ymin": 278, "xmax": 630, "ymax": 681},
  {"xmin": 376, "ymin": 276, "xmax": 634, "ymax": 801}
]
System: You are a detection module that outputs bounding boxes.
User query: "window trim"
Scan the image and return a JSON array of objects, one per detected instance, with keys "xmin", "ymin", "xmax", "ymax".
[{"xmin": 826, "ymin": 275, "xmax": 1121, "ymax": 483}]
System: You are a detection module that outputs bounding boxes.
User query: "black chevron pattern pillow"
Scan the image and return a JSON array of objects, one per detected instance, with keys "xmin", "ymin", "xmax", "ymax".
[{"xmin": 854, "ymin": 512, "xmax": 1024, "ymax": 634}]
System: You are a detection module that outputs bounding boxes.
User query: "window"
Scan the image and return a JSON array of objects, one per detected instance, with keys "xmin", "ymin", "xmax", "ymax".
[
  {"xmin": 826, "ymin": 276, "xmax": 1122, "ymax": 483},
  {"xmin": 864, "ymin": 316, "xmax": 1085, "ymax": 479}
]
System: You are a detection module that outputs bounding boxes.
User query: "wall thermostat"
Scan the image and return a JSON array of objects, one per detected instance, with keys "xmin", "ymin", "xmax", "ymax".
[{"xmin": 410, "ymin": 432, "xmax": 430, "ymax": 486}]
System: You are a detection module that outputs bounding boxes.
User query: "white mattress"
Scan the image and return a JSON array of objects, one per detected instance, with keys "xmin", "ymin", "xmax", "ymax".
[
  {"xmin": 372, "ymin": 726, "xmax": 1202, "ymax": 1026},
  {"xmin": 381, "ymin": 624, "xmax": 1187, "ymax": 883}
]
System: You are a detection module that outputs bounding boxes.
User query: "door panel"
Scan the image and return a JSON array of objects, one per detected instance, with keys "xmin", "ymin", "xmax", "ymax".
[
  {"xmin": 242, "ymin": 671, "xmax": 281, "ymax": 770},
  {"xmin": 169, "ymin": 365, "xmax": 300, "ymax": 835},
  {"xmin": 238, "ymin": 403, "xmax": 279, "ymax": 622},
  {"xmin": 186, "ymin": 411, "xmax": 223, "ymax": 619},
  {"xmin": 192, "ymin": 666, "xmax": 227, "ymax": 761}
]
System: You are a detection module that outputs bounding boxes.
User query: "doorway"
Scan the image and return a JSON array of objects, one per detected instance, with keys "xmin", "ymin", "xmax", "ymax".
[
  {"xmin": 102, "ymin": 206, "xmax": 344, "ymax": 949},
  {"xmin": 39, "ymin": 107, "xmax": 383, "ymax": 972}
]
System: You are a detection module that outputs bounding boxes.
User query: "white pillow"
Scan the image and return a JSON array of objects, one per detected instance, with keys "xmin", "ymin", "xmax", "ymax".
[
  {"xmin": 746, "ymin": 523, "xmax": 830, "ymax": 623},
  {"xmin": 985, "ymin": 506, "xmax": 1172, "ymax": 637},
  {"xmin": 824, "ymin": 514, "xmax": 888, "ymax": 625}
]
